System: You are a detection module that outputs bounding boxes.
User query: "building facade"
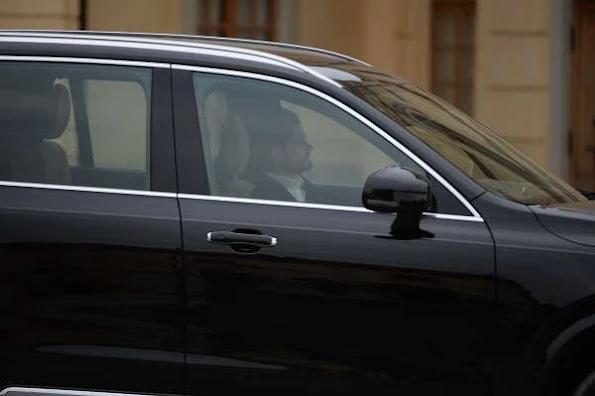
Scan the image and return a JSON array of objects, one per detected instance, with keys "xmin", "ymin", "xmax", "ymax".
[{"xmin": 1, "ymin": 0, "xmax": 593, "ymax": 189}]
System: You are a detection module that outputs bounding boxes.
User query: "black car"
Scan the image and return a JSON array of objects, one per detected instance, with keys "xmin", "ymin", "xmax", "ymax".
[{"xmin": 0, "ymin": 30, "xmax": 594, "ymax": 396}]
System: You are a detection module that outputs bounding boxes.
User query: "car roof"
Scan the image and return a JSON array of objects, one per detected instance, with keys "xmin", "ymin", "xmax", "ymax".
[{"xmin": 0, "ymin": 30, "xmax": 370, "ymax": 86}]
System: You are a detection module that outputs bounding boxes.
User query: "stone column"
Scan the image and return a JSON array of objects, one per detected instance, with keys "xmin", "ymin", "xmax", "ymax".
[{"xmin": 475, "ymin": 0, "xmax": 552, "ymax": 167}]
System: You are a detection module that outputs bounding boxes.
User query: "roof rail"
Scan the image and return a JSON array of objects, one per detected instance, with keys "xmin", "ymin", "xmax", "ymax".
[
  {"xmin": 1, "ymin": 29, "xmax": 370, "ymax": 66},
  {"xmin": 0, "ymin": 31, "xmax": 342, "ymax": 87}
]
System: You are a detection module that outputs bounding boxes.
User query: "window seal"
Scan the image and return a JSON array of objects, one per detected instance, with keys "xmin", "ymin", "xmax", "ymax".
[{"xmin": 0, "ymin": 181, "xmax": 483, "ymax": 223}]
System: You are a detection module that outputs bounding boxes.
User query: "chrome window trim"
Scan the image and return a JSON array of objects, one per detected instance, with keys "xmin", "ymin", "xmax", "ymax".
[
  {"xmin": 0, "ymin": 34, "xmax": 341, "ymax": 87},
  {"xmin": 0, "ymin": 55, "xmax": 170, "ymax": 68},
  {"xmin": 0, "ymin": 388, "xmax": 161, "ymax": 396},
  {"xmin": 0, "ymin": 182, "xmax": 482, "ymax": 222},
  {"xmin": 179, "ymin": 194, "xmax": 483, "ymax": 223},
  {"xmin": 176, "ymin": 65, "xmax": 484, "ymax": 221},
  {"xmin": 0, "ymin": 181, "xmax": 176, "ymax": 199}
]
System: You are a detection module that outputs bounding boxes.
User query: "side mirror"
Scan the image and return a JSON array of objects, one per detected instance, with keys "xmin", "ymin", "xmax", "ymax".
[
  {"xmin": 362, "ymin": 166, "xmax": 432, "ymax": 239},
  {"xmin": 362, "ymin": 166, "xmax": 430, "ymax": 214}
]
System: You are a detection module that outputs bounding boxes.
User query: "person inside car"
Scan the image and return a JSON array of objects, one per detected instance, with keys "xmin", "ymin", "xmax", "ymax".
[{"xmin": 245, "ymin": 108, "xmax": 315, "ymax": 203}]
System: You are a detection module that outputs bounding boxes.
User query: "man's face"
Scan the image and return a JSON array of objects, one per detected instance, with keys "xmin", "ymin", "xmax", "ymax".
[{"xmin": 274, "ymin": 124, "xmax": 313, "ymax": 174}]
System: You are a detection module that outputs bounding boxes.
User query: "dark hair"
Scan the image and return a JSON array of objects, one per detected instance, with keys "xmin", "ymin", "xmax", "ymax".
[
  {"xmin": 243, "ymin": 108, "xmax": 301, "ymax": 175},
  {"xmin": 253, "ymin": 108, "xmax": 301, "ymax": 145}
]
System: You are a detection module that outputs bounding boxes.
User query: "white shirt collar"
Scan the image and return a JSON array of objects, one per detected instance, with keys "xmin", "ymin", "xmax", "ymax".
[{"xmin": 265, "ymin": 172, "xmax": 306, "ymax": 202}]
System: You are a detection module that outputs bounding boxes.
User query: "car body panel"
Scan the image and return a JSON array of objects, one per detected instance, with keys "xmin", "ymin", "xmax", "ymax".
[
  {"xmin": 179, "ymin": 197, "xmax": 496, "ymax": 395},
  {"xmin": 472, "ymin": 193, "xmax": 595, "ymax": 395},
  {"xmin": 0, "ymin": 187, "xmax": 184, "ymax": 394},
  {"xmin": 0, "ymin": 58, "xmax": 184, "ymax": 394},
  {"xmin": 531, "ymin": 201, "xmax": 595, "ymax": 247}
]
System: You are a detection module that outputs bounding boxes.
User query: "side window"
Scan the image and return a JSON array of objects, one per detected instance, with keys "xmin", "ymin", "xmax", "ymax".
[
  {"xmin": 281, "ymin": 101, "xmax": 396, "ymax": 187},
  {"xmin": 0, "ymin": 61, "xmax": 151, "ymax": 191},
  {"xmin": 85, "ymin": 79, "xmax": 148, "ymax": 171},
  {"xmin": 192, "ymin": 73, "xmax": 423, "ymax": 208}
]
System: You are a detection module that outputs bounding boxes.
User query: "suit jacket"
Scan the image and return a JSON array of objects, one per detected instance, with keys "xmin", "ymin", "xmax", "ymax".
[{"xmin": 248, "ymin": 173, "xmax": 317, "ymax": 203}]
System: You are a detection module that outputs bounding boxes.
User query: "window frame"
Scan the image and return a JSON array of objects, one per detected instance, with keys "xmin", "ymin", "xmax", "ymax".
[
  {"xmin": 172, "ymin": 64, "xmax": 483, "ymax": 222},
  {"xmin": 0, "ymin": 56, "xmax": 176, "ymax": 195}
]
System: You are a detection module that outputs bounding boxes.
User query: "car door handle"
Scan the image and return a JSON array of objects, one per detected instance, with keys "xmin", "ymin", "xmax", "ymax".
[{"xmin": 207, "ymin": 231, "xmax": 278, "ymax": 248}]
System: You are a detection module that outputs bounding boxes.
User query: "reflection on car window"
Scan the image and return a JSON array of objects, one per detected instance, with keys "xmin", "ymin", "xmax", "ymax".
[
  {"xmin": 330, "ymin": 65, "xmax": 586, "ymax": 205},
  {"xmin": 192, "ymin": 73, "xmax": 422, "ymax": 209}
]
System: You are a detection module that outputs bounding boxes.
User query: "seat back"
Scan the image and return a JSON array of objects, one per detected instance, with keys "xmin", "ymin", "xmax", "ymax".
[
  {"xmin": 0, "ymin": 75, "xmax": 72, "ymax": 185},
  {"xmin": 201, "ymin": 83, "xmax": 258, "ymax": 198},
  {"xmin": 213, "ymin": 113, "xmax": 254, "ymax": 197}
]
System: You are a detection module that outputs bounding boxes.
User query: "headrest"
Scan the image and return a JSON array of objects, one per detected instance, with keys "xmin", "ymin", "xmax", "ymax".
[
  {"xmin": 202, "ymin": 81, "xmax": 279, "ymax": 130},
  {"xmin": 45, "ymin": 84, "xmax": 71, "ymax": 139},
  {"xmin": 214, "ymin": 114, "xmax": 251, "ymax": 181},
  {"xmin": 252, "ymin": 108, "xmax": 301, "ymax": 145},
  {"xmin": 0, "ymin": 79, "xmax": 71, "ymax": 140}
]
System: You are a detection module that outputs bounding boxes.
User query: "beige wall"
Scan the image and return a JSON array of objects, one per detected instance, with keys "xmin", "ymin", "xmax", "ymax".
[
  {"xmin": 363, "ymin": 0, "xmax": 431, "ymax": 89},
  {"xmin": 86, "ymin": 0, "xmax": 183, "ymax": 33},
  {"xmin": 296, "ymin": 0, "xmax": 366, "ymax": 60},
  {"xmin": 474, "ymin": 0, "xmax": 551, "ymax": 167},
  {"xmin": 0, "ymin": 0, "xmax": 79, "ymax": 29},
  {"xmin": 0, "ymin": 0, "xmax": 184, "ymax": 33},
  {"xmin": 296, "ymin": 0, "xmax": 431, "ymax": 89},
  {"xmin": 296, "ymin": 0, "xmax": 556, "ymax": 169}
]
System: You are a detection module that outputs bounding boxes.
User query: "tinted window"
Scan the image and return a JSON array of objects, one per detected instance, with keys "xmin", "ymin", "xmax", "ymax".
[
  {"xmin": 191, "ymin": 72, "xmax": 467, "ymax": 212},
  {"xmin": 312, "ymin": 63, "xmax": 586, "ymax": 205},
  {"xmin": 0, "ymin": 62, "xmax": 151, "ymax": 190}
]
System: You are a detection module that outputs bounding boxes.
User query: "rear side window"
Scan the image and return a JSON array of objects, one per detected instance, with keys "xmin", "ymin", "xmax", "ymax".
[{"xmin": 0, "ymin": 62, "xmax": 152, "ymax": 191}]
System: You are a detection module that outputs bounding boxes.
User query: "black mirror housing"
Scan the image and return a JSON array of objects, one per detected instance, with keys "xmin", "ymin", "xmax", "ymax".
[
  {"xmin": 362, "ymin": 166, "xmax": 432, "ymax": 239},
  {"xmin": 362, "ymin": 166, "xmax": 430, "ymax": 214}
]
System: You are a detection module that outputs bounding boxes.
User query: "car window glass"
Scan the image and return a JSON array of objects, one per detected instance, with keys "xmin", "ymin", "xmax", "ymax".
[
  {"xmin": 85, "ymin": 80, "xmax": 148, "ymax": 171},
  {"xmin": 192, "ymin": 72, "xmax": 427, "ymax": 209},
  {"xmin": 329, "ymin": 64, "xmax": 585, "ymax": 205},
  {"xmin": 281, "ymin": 101, "xmax": 395, "ymax": 187},
  {"xmin": 0, "ymin": 62, "xmax": 151, "ymax": 191}
]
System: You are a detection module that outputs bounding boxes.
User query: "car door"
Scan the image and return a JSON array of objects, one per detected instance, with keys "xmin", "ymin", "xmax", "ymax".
[
  {"xmin": 0, "ymin": 58, "xmax": 184, "ymax": 395},
  {"xmin": 173, "ymin": 66, "xmax": 496, "ymax": 395}
]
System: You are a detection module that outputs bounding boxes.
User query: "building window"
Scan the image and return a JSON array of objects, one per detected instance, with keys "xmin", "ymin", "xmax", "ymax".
[
  {"xmin": 431, "ymin": 0, "xmax": 476, "ymax": 114},
  {"xmin": 197, "ymin": 0, "xmax": 278, "ymax": 41}
]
